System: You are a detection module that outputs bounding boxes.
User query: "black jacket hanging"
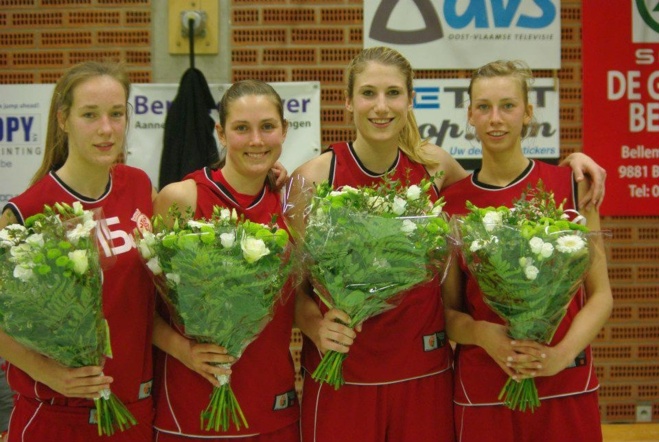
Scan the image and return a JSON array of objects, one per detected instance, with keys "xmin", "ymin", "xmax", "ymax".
[{"xmin": 158, "ymin": 67, "xmax": 219, "ymax": 190}]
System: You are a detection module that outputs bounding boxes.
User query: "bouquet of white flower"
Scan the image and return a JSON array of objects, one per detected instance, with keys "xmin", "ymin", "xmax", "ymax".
[
  {"xmin": 134, "ymin": 206, "xmax": 292, "ymax": 432},
  {"xmin": 285, "ymin": 173, "xmax": 451, "ymax": 389},
  {"xmin": 453, "ymin": 181, "xmax": 594, "ymax": 412},
  {"xmin": 0, "ymin": 202, "xmax": 136, "ymax": 436}
]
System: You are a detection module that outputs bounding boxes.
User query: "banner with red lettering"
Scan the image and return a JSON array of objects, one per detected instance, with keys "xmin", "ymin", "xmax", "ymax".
[{"xmin": 582, "ymin": 1, "xmax": 659, "ymax": 216}]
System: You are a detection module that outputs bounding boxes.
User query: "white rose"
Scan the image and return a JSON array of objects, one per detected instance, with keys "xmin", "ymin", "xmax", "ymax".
[
  {"xmin": 540, "ymin": 242, "xmax": 554, "ymax": 258},
  {"xmin": 241, "ymin": 237, "xmax": 270, "ymax": 263},
  {"xmin": 137, "ymin": 240, "xmax": 153, "ymax": 259},
  {"xmin": 529, "ymin": 237, "xmax": 544, "ymax": 254},
  {"xmin": 400, "ymin": 219, "xmax": 417, "ymax": 235},
  {"xmin": 340, "ymin": 185, "xmax": 358, "ymax": 193},
  {"xmin": 166, "ymin": 272, "xmax": 181, "ymax": 286},
  {"xmin": 146, "ymin": 257, "xmax": 163, "ymax": 275},
  {"xmin": 71, "ymin": 201, "xmax": 85, "ymax": 216},
  {"xmin": 470, "ymin": 240, "xmax": 483, "ymax": 252},
  {"xmin": 431, "ymin": 204, "xmax": 444, "ymax": 216},
  {"xmin": 406, "ymin": 185, "xmax": 422, "ymax": 201},
  {"xmin": 392, "ymin": 196, "xmax": 407, "ymax": 215},
  {"xmin": 220, "ymin": 208, "xmax": 231, "ymax": 220},
  {"xmin": 10, "ymin": 243, "xmax": 32, "ymax": 260},
  {"xmin": 13, "ymin": 265, "xmax": 34, "ymax": 282},
  {"xmin": 68, "ymin": 249, "xmax": 89, "ymax": 275},
  {"xmin": 519, "ymin": 256, "xmax": 534, "ymax": 268},
  {"xmin": 524, "ymin": 265, "xmax": 539, "ymax": 280},
  {"xmin": 220, "ymin": 232, "xmax": 236, "ymax": 248},
  {"xmin": 482, "ymin": 211, "xmax": 502, "ymax": 232},
  {"xmin": 26, "ymin": 233, "xmax": 44, "ymax": 248}
]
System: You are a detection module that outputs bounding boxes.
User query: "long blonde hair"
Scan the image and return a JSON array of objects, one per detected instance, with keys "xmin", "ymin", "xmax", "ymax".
[
  {"xmin": 346, "ymin": 46, "xmax": 437, "ymax": 167},
  {"xmin": 30, "ymin": 61, "xmax": 130, "ymax": 185}
]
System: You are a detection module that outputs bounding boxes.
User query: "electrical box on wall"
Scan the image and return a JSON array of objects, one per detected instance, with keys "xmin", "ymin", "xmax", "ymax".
[{"xmin": 168, "ymin": 0, "xmax": 219, "ymax": 55}]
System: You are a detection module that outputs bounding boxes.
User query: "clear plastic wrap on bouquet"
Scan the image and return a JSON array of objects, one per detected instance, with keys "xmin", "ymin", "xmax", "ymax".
[
  {"xmin": 451, "ymin": 184, "xmax": 604, "ymax": 412},
  {"xmin": 134, "ymin": 206, "xmax": 293, "ymax": 432},
  {"xmin": 283, "ymin": 173, "xmax": 452, "ymax": 389},
  {"xmin": 0, "ymin": 202, "xmax": 136, "ymax": 436}
]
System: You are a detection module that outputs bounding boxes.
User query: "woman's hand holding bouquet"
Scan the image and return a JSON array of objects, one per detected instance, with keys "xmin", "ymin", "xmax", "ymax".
[
  {"xmin": 286, "ymin": 173, "xmax": 451, "ymax": 389},
  {"xmin": 135, "ymin": 206, "xmax": 292, "ymax": 432},
  {"xmin": 0, "ymin": 202, "xmax": 136, "ymax": 436},
  {"xmin": 453, "ymin": 181, "xmax": 596, "ymax": 412}
]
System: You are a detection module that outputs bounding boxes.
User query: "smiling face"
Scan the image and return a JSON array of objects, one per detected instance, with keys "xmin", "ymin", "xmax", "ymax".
[
  {"xmin": 346, "ymin": 61, "xmax": 413, "ymax": 150},
  {"xmin": 59, "ymin": 75, "xmax": 127, "ymax": 170},
  {"xmin": 468, "ymin": 75, "xmax": 533, "ymax": 154},
  {"xmin": 217, "ymin": 94, "xmax": 287, "ymax": 184}
]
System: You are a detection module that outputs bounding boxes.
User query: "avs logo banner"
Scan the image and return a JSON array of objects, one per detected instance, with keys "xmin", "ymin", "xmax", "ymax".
[{"xmin": 364, "ymin": 0, "xmax": 561, "ymax": 69}]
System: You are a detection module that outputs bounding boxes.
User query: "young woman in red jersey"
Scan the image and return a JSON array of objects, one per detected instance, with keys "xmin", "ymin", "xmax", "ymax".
[
  {"xmin": 0, "ymin": 61, "xmax": 156, "ymax": 441},
  {"xmin": 290, "ymin": 47, "xmax": 607, "ymax": 442},
  {"xmin": 441, "ymin": 60, "xmax": 612, "ymax": 442},
  {"xmin": 151, "ymin": 80, "xmax": 299, "ymax": 442}
]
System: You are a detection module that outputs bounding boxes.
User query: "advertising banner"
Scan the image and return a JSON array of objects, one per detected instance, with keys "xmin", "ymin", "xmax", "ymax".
[
  {"xmin": 0, "ymin": 82, "xmax": 321, "ymax": 200},
  {"xmin": 582, "ymin": 1, "xmax": 659, "ymax": 216},
  {"xmin": 364, "ymin": 0, "xmax": 561, "ymax": 69}
]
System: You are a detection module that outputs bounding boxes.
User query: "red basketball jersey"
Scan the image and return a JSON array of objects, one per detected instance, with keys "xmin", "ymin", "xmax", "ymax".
[{"xmin": 441, "ymin": 160, "xmax": 599, "ymax": 405}]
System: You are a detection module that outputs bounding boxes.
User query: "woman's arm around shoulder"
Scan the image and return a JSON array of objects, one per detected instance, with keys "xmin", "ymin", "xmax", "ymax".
[
  {"xmin": 153, "ymin": 179, "xmax": 197, "ymax": 223},
  {"xmin": 420, "ymin": 143, "xmax": 469, "ymax": 191}
]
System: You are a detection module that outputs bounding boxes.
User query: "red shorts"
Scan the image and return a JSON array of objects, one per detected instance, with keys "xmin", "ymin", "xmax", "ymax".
[
  {"xmin": 6, "ymin": 394, "xmax": 153, "ymax": 442},
  {"xmin": 301, "ymin": 369, "xmax": 454, "ymax": 442},
  {"xmin": 454, "ymin": 391, "xmax": 602, "ymax": 442},
  {"xmin": 154, "ymin": 421, "xmax": 300, "ymax": 441}
]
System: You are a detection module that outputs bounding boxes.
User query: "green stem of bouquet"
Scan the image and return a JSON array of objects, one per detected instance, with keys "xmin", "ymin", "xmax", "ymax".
[
  {"xmin": 312, "ymin": 350, "xmax": 349, "ymax": 390},
  {"xmin": 498, "ymin": 377, "xmax": 541, "ymax": 413},
  {"xmin": 201, "ymin": 384, "xmax": 249, "ymax": 432},
  {"xmin": 93, "ymin": 393, "xmax": 138, "ymax": 436}
]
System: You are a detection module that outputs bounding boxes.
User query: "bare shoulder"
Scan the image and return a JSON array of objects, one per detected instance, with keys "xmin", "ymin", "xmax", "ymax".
[
  {"xmin": 153, "ymin": 179, "xmax": 197, "ymax": 218},
  {"xmin": 291, "ymin": 151, "xmax": 332, "ymax": 185},
  {"xmin": 0, "ymin": 208, "xmax": 18, "ymax": 229},
  {"xmin": 420, "ymin": 142, "xmax": 468, "ymax": 189}
]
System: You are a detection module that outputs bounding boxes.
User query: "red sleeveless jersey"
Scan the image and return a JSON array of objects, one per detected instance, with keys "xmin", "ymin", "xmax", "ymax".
[
  {"xmin": 5, "ymin": 165, "xmax": 155, "ymax": 408},
  {"xmin": 152, "ymin": 167, "xmax": 298, "ymax": 437},
  {"xmin": 441, "ymin": 160, "xmax": 599, "ymax": 405},
  {"xmin": 301, "ymin": 142, "xmax": 452, "ymax": 384}
]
